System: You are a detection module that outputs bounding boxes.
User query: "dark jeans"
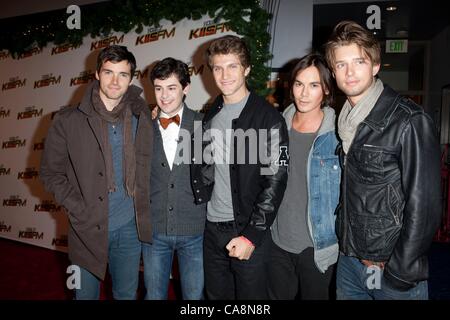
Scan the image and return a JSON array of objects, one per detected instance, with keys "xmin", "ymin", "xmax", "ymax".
[
  {"xmin": 203, "ymin": 220, "xmax": 270, "ymax": 300},
  {"xmin": 267, "ymin": 238, "xmax": 335, "ymax": 300}
]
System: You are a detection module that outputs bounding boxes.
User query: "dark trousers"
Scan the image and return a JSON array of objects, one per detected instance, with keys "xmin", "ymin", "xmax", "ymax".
[
  {"xmin": 203, "ymin": 220, "xmax": 270, "ymax": 300},
  {"xmin": 267, "ymin": 237, "xmax": 335, "ymax": 300}
]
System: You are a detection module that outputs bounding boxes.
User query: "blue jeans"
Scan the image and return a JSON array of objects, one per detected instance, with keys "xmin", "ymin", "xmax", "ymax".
[
  {"xmin": 74, "ymin": 218, "xmax": 142, "ymax": 300},
  {"xmin": 336, "ymin": 254, "xmax": 428, "ymax": 300},
  {"xmin": 142, "ymin": 233, "xmax": 204, "ymax": 300}
]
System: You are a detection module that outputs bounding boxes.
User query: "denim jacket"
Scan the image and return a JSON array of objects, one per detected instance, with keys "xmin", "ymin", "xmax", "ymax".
[{"xmin": 283, "ymin": 104, "xmax": 341, "ymax": 273}]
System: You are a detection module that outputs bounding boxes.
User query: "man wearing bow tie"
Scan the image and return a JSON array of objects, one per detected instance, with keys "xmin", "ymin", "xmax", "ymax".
[{"xmin": 142, "ymin": 57, "xmax": 206, "ymax": 300}]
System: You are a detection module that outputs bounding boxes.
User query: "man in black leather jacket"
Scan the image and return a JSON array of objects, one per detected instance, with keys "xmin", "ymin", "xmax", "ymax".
[
  {"xmin": 190, "ymin": 35, "xmax": 289, "ymax": 299},
  {"xmin": 325, "ymin": 21, "xmax": 441, "ymax": 299}
]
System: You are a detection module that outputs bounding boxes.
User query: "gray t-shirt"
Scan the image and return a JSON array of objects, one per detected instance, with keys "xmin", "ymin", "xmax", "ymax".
[
  {"xmin": 207, "ymin": 94, "xmax": 249, "ymax": 222},
  {"xmin": 271, "ymin": 128, "xmax": 316, "ymax": 253}
]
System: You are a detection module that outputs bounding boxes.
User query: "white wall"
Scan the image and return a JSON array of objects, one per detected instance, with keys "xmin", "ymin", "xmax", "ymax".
[{"xmin": 267, "ymin": 0, "xmax": 313, "ymax": 69}]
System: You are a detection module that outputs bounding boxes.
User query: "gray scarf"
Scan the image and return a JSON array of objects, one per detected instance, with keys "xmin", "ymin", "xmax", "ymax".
[{"xmin": 338, "ymin": 78, "xmax": 384, "ymax": 154}]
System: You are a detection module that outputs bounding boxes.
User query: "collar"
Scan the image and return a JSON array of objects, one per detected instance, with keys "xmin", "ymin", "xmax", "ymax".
[
  {"xmin": 362, "ymin": 84, "xmax": 401, "ymax": 132},
  {"xmin": 159, "ymin": 104, "xmax": 184, "ymax": 123},
  {"xmin": 78, "ymin": 80, "xmax": 144, "ymax": 116}
]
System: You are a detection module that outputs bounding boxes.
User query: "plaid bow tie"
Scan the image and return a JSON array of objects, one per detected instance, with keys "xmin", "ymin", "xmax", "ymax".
[{"xmin": 159, "ymin": 114, "xmax": 180, "ymax": 129}]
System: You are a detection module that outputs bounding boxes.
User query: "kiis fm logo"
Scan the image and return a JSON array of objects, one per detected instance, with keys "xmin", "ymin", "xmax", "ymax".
[
  {"xmin": 0, "ymin": 221, "xmax": 12, "ymax": 233},
  {"xmin": 3, "ymin": 195, "xmax": 27, "ymax": 207},
  {"xmin": 0, "ymin": 50, "xmax": 10, "ymax": 60},
  {"xmin": 18, "ymin": 227, "xmax": 44, "ymax": 240},
  {"xmin": 91, "ymin": 34, "xmax": 124, "ymax": 51},
  {"xmin": 17, "ymin": 106, "xmax": 43, "ymax": 120},
  {"xmin": 17, "ymin": 47, "xmax": 43, "ymax": 60},
  {"xmin": 2, "ymin": 77, "xmax": 26, "ymax": 91},
  {"xmin": 135, "ymin": 27, "xmax": 175, "ymax": 46},
  {"xmin": 188, "ymin": 64, "xmax": 204, "ymax": 76},
  {"xmin": 52, "ymin": 235, "xmax": 68, "ymax": 247},
  {"xmin": 0, "ymin": 164, "xmax": 11, "ymax": 176},
  {"xmin": 34, "ymin": 138, "xmax": 45, "ymax": 151},
  {"xmin": 17, "ymin": 167, "xmax": 39, "ymax": 180},
  {"xmin": 0, "ymin": 107, "xmax": 11, "ymax": 118},
  {"xmin": 34, "ymin": 74, "xmax": 62, "ymax": 89},
  {"xmin": 51, "ymin": 43, "xmax": 81, "ymax": 55},
  {"xmin": 35, "ymin": 200, "xmax": 63, "ymax": 213},
  {"xmin": 188, "ymin": 21, "xmax": 231, "ymax": 40},
  {"xmin": 134, "ymin": 68, "xmax": 149, "ymax": 80},
  {"xmin": 2, "ymin": 136, "xmax": 26, "ymax": 149},
  {"xmin": 70, "ymin": 71, "xmax": 95, "ymax": 86}
]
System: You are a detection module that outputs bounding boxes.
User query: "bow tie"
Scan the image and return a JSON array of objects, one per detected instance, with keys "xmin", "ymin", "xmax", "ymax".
[{"xmin": 159, "ymin": 114, "xmax": 180, "ymax": 129}]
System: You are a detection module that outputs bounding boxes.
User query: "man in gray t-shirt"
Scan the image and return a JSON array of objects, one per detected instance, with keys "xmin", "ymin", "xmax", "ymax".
[
  {"xmin": 267, "ymin": 53, "xmax": 339, "ymax": 300},
  {"xmin": 190, "ymin": 35, "xmax": 289, "ymax": 300}
]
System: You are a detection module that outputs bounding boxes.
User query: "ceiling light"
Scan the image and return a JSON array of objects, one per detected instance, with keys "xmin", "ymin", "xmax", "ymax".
[{"xmin": 386, "ymin": 6, "xmax": 397, "ymax": 11}]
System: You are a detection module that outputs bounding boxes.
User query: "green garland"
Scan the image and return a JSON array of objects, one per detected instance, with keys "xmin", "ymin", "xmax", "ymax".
[{"xmin": 0, "ymin": 0, "xmax": 272, "ymax": 96}]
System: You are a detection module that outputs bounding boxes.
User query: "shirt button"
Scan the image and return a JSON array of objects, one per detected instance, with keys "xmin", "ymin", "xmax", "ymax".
[
  {"xmin": 333, "ymin": 165, "xmax": 338, "ymax": 170},
  {"xmin": 98, "ymin": 172, "xmax": 103, "ymax": 176},
  {"xmin": 193, "ymin": 180, "xmax": 197, "ymax": 184},
  {"xmin": 161, "ymin": 162, "xmax": 166, "ymax": 167},
  {"xmin": 196, "ymin": 189, "xmax": 200, "ymax": 193},
  {"xmin": 198, "ymin": 198, "xmax": 202, "ymax": 202},
  {"xmin": 168, "ymin": 206, "xmax": 173, "ymax": 211},
  {"xmin": 98, "ymin": 196, "xmax": 103, "ymax": 201},
  {"xmin": 96, "ymin": 225, "xmax": 101, "ymax": 230},
  {"xmin": 170, "ymin": 183, "xmax": 174, "ymax": 188}
]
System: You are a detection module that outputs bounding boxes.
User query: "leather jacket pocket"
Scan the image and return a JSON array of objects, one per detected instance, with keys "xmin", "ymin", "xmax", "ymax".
[
  {"xmin": 349, "ymin": 145, "xmax": 384, "ymax": 183},
  {"xmin": 349, "ymin": 213, "xmax": 386, "ymax": 256},
  {"xmin": 388, "ymin": 184, "xmax": 403, "ymax": 226}
]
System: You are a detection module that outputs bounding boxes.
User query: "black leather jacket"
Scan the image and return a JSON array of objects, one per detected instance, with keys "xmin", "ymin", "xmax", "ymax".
[
  {"xmin": 337, "ymin": 85, "xmax": 442, "ymax": 291},
  {"xmin": 190, "ymin": 92, "xmax": 289, "ymax": 247}
]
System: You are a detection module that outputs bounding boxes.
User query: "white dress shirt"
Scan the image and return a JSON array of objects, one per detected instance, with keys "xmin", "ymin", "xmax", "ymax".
[{"xmin": 158, "ymin": 106, "xmax": 184, "ymax": 170}]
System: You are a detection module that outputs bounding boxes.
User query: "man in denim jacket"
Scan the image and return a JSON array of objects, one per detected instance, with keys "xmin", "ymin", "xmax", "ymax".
[{"xmin": 268, "ymin": 53, "xmax": 340, "ymax": 300}]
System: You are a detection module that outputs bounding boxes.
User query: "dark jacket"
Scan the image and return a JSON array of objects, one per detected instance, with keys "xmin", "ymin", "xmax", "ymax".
[
  {"xmin": 337, "ymin": 85, "xmax": 442, "ymax": 291},
  {"xmin": 191, "ymin": 92, "xmax": 289, "ymax": 246},
  {"xmin": 40, "ymin": 81, "xmax": 153, "ymax": 279}
]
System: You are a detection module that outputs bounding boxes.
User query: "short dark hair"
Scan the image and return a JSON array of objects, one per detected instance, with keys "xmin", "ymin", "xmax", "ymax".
[
  {"xmin": 96, "ymin": 45, "xmax": 137, "ymax": 78},
  {"xmin": 206, "ymin": 35, "xmax": 251, "ymax": 69},
  {"xmin": 324, "ymin": 20, "xmax": 381, "ymax": 69},
  {"xmin": 290, "ymin": 53, "xmax": 334, "ymax": 108},
  {"xmin": 150, "ymin": 57, "xmax": 191, "ymax": 89}
]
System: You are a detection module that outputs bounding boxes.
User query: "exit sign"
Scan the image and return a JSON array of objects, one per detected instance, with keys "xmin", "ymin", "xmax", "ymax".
[{"xmin": 386, "ymin": 40, "xmax": 408, "ymax": 53}]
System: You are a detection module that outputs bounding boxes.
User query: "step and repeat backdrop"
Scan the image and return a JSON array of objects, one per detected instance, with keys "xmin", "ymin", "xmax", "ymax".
[{"xmin": 0, "ymin": 15, "xmax": 233, "ymax": 252}]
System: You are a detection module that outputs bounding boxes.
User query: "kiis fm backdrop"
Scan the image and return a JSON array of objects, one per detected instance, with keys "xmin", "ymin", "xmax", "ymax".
[{"xmin": 0, "ymin": 15, "xmax": 234, "ymax": 252}]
